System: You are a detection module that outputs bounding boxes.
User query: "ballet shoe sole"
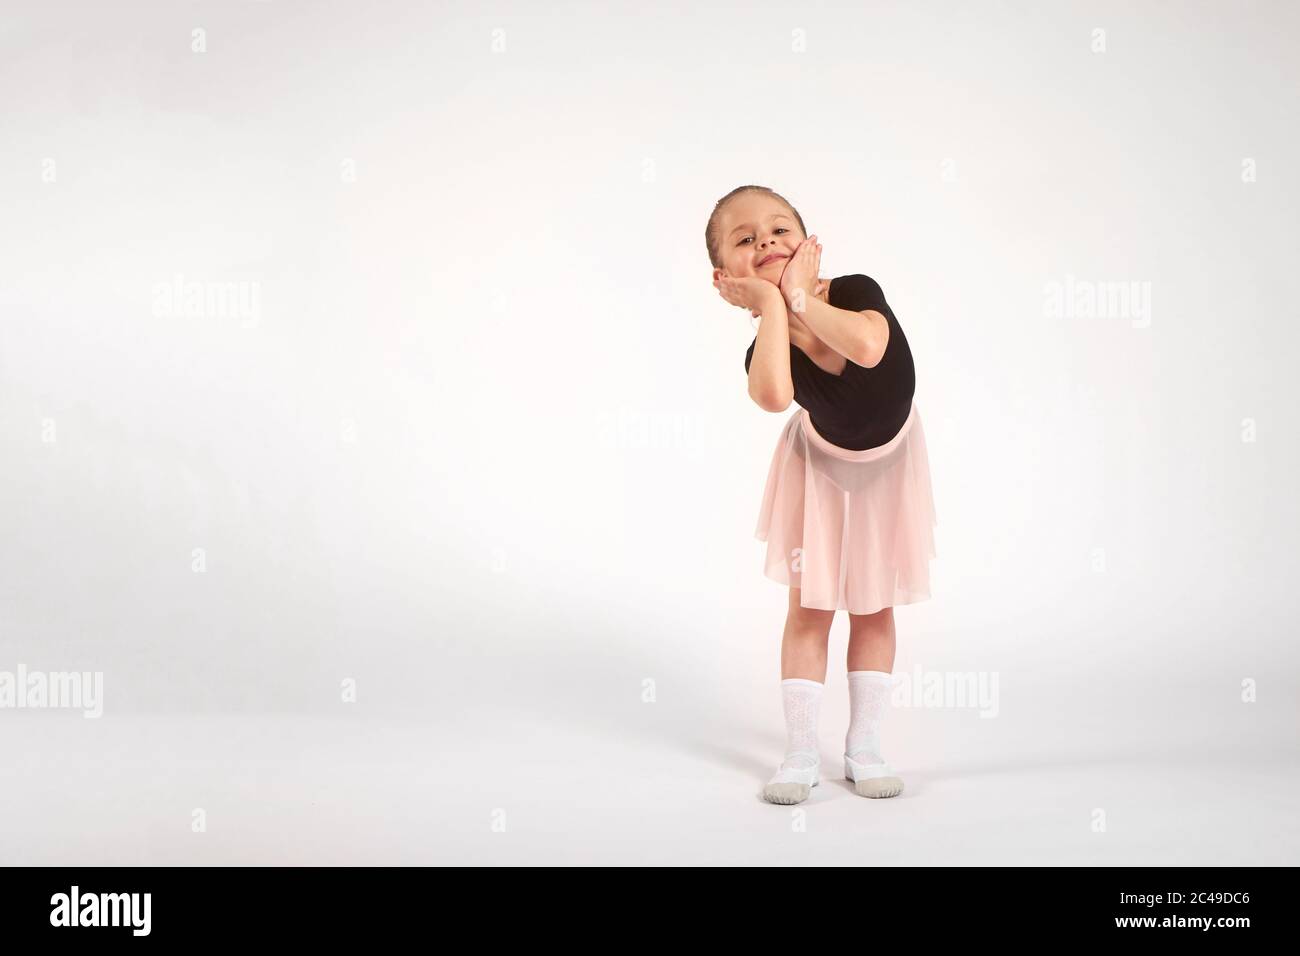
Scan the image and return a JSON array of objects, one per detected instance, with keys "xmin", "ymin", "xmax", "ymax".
[
  {"xmin": 762, "ymin": 778, "xmax": 819, "ymax": 805},
  {"xmin": 851, "ymin": 777, "xmax": 903, "ymax": 798},
  {"xmin": 844, "ymin": 756, "xmax": 903, "ymax": 798}
]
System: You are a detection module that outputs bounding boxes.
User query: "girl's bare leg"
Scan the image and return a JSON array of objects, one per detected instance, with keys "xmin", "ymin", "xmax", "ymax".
[
  {"xmin": 846, "ymin": 605, "xmax": 895, "ymax": 672},
  {"xmin": 782, "ymin": 585, "xmax": 834, "ymax": 681}
]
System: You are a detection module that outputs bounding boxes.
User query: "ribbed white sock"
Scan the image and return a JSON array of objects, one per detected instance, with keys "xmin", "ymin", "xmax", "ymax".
[
  {"xmin": 776, "ymin": 677, "xmax": 824, "ymax": 772},
  {"xmin": 845, "ymin": 670, "xmax": 894, "ymax": 765}
]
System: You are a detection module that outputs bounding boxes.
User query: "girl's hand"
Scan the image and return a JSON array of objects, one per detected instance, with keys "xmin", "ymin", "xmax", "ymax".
[
  {"xmin": 778, "ymin": 235, "xmax": 823, "ymax": 310},
  {"xmin": 714, "ymin": 274, "xmax": 780, "ymax": 318}
]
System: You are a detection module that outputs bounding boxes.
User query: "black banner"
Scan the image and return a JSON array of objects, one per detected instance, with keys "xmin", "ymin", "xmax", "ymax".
[{"xmin": 0, "ymin": 865, "xmax": 1286, "ymax": 942}]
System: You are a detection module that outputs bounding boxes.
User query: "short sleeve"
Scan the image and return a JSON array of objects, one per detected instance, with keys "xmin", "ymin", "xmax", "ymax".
[{"xmin": 833, "ymin": 274, "xmax": 889, "ymax": 315}]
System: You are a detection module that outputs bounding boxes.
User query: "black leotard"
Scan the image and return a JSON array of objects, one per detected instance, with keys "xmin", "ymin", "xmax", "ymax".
[{"xmin": 745, "ymin": 274, "xmax": 916, "ymax": 450}]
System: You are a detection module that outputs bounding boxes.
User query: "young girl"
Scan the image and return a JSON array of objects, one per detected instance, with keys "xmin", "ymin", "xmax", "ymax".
[{"xmin": 707, "ymin": 185, "xmax": 938, "ymax": 805}]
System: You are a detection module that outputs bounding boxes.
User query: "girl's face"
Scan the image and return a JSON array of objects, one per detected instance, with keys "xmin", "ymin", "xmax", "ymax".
[{"xmin": 713, "ymin": 193, "xmax": 806, "ymax": 282}]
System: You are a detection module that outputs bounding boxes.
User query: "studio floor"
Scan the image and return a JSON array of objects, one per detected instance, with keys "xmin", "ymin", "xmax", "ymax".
[{"xmin": 3, "ymin": 704, "xmax": 1295, "ymax": 866}]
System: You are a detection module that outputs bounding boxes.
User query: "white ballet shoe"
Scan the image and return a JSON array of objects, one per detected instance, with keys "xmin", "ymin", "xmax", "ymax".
[
  {"xmin": 762, "ymin": 750, "xmax": 821, "ymax": 805},
  {"xmin": 843, "ymin": 751, "xmax": 904, "ymax": 798}
]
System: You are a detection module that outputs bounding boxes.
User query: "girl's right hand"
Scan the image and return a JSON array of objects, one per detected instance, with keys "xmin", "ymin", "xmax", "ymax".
[{"xmin": 714, "ymin": 274, "xmax": 780, "ymax": 318}]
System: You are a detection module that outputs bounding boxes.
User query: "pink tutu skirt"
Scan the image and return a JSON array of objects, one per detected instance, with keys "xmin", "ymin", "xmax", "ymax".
[{"xmin": 754, "ymin": 401, "xmax": 937, "ymax": 614}]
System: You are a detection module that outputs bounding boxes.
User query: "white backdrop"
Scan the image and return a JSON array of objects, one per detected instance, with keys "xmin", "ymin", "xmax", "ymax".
[{"xmin": 1, "ymin": 0, "xmax": 1297, "ymax": 865}]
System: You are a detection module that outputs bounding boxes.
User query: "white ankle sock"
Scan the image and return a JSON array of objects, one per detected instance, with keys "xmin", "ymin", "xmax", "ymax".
[
  {"xmin": 845, "ymin": 670, "xmax": 894, "ymax": 765},
  {"xmin": 776, "ymin": 677, "xmax": 824, "ymax": 772}
]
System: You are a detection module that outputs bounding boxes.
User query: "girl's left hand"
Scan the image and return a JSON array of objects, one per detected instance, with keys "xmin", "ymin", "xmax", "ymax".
[{"xmin": 778, "ymin": 235, "xmax": 822, "ymax": 309}]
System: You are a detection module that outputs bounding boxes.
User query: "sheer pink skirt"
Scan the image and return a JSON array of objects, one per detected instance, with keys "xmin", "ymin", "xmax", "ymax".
[{"xmin": 754, "ymin": 401, "xmax": 937, "ymax": 614}]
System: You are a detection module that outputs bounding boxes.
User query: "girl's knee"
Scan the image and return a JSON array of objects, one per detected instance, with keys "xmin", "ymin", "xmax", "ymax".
[
  {"xmin": 849, "ymin": 604, "xmax": 893, "ymax": 619},
  {"xmin": 848, "ymin": 605, "xmax": 894, "ymax": 633},
  {"xmin": 787, "ymin": 589, "xmax": 835, "ymax": 634}
]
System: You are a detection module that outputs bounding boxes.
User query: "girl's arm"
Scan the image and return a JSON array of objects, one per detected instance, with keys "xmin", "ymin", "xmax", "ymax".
[
  {"xmin": 747, "ymin": 287, "xmax": 795, "ymax": 412},
  {"xmin": 792, "ymin": 295, "xmax": 887, "ymax": 368},
  {"xmin": 778, "ymin": 237, "xmax": 886, "ymax": 367}
]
